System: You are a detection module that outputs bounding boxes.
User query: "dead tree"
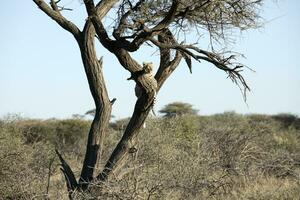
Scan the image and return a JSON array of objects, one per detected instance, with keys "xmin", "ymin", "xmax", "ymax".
[{"xmin": 33, "ymin": 0, "xmax": 263, "ymax": 197}]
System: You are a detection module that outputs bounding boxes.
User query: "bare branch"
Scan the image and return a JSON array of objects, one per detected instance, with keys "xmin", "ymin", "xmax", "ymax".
[
  {"xmin": 150, "ymin": 38, "xmax": 250, "ymax": 99},
  {"xmin": 83, "ymin": 0, "xmax": 96, "ymax": 16},
  {"xmin": 91, "ymin": 0, "xmax": 181, "ymax": 52},
  {"xmin": 95, "ymin": 0, "xmax": 119, "ymax": 17},
  {"xmin": 127, "ymin": 0, "xmax": 180, "ymax": 51},
  {"xmin": 55, "ymin": 149, "xmax": 78, "ymax": 193},
  {"xmin": 151, "ymin": 0, "xmax": 180, "ymax": 31},
  {"xmin": 49, "ymin": 0, "xmax": 59, "ymax": 11},
  {"xmin": 155, "ymin": 29, "xmax": 183, "ymax": 90},
  {"xmin": 84, "ymin": 0, "xmax": 119, "ymax": 19},
  {"xmin": 83, "ymin": 0, "xmax": 118, "ymax": 51},
  {"xmin": 113, "ymin": 0, "xmax": 145, "ymax": 39},
  {"xmin": 50, "ymin": 0, "xmax": 73, "ymax": 11},
  {"xmin": 33, "ymin": 0, "xmax": 81, "ymax": 40}
]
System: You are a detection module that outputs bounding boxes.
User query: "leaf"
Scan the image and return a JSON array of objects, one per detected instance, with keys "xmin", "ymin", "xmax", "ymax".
[{"xmin": 183, "ymin": 53, "xmax": 192, "ymax": 74}]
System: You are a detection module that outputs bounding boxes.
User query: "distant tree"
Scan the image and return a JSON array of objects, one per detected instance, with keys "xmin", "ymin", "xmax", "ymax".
[
  {"xmin": 110, "ymin": 117, "xmax": 131, "ymax": 131},
  {"xmin": 272, "ymin": 113, "xmax": 298, "ymax": 128},
  {"xmin": 85, "ymin": 108, "xmax": 115, "ymax": 119},
  {"xmin": 33, "ymin": 0, "xmax": 264, "ymax": 197},
  {"xmin": 85, "ymin": 109, "xmax": 96, "ymax": 117},
  {"xmin": 159, "ymin": 102, "xmax": 198, "ymax": 117},
  {"xmin": 72, "ymin": 114, "xmax": 85, "ymax": 119}
]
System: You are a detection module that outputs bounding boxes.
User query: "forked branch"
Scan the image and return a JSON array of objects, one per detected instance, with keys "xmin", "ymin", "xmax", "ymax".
[
  {"xmin": 33, "ymin": 0, "xmax": 81, "ymax": 40},
  {"xmin": 122, "ymin": 0, "xmax": 180, "ymax": 51}
]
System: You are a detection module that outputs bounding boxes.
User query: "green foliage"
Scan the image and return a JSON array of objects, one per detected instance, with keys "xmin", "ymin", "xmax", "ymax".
[{"xmin": 159, "ymin": 102, "xmax": 198, "ymax": 117}]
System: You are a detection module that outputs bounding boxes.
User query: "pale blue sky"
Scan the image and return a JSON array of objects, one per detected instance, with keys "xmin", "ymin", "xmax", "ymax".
[{"xmin": 0, "ymin": 0, "xmax": 299, "ymax": 119}]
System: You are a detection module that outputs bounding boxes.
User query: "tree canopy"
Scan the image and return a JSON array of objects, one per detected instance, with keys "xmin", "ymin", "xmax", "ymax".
[{"xmin": 113, "ymin": 0, "xmax": 262, "ymax": 40}]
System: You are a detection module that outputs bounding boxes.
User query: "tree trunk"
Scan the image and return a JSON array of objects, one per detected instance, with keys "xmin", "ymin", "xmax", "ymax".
[
  {"xmin": 97, "ymin": 90, "xmax": 155, "ymax": 181},
  {"xmin": 77, "ymin": 22, "xmax": 112, "ymax": 190}
]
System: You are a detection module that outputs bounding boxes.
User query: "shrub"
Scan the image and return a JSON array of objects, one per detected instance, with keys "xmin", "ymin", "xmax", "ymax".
[
  {"xmin": 14, "ymin": 119, "xmax": 90, "ymax": 154},
  {"xmin": 0, "ymin": 119, "xmax": 55, "ymax": 199},
  {"xmin": 272, "ymin": 113, "xmax": 298, "ymax": 129}
]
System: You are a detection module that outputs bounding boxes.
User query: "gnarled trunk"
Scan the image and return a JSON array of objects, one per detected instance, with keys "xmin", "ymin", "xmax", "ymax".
[
  {"xmin": 77, "ymin": 23, "xmax": 112, "ymax": 190},
  {"xmin": 97, "ymin": 89, "xmax": 156, "ymax": 181}
]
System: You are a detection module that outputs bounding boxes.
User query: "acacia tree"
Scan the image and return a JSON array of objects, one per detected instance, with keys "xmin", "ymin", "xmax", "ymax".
[
  {"xmin": 159, "ymin": 102, "xmax": 198, "ymax": 117},
  {"xmin": 33, "ymin": 0, "xmax": 263, "ymax": 196}
]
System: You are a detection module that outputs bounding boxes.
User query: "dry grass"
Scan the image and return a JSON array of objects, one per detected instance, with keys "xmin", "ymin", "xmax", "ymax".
[{"xmin": 0, "ymin": 113, "xmax": 299, "ymax": 199}]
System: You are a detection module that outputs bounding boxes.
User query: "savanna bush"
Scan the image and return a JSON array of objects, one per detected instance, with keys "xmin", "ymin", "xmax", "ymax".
[
  {"xmin": 1, "ymin": 113, "xmax": 299, "ymax": 199},
  {"xmin": 108, "ymin": 113, "xmax": 300, "ymax": 199},
  {"xmin": 0, "ymin": 118, "xmax": 55, "ymax": 199},
  {"xmin": 14, "ymin": 118, "xmax": 90, "ymax": 155}
]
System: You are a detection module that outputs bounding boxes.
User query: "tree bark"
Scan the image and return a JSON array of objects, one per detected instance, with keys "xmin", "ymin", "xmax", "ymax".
[
  {"xmin": 77, "ymin": 22, "xmax": 112, "ymax": 190},
  {"xmin": 97, "ymin": 90, "xmax": 155, "ymax": 181}
]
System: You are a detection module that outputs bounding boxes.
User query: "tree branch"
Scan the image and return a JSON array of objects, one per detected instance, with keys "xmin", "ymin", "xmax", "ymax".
[
  {"xmin": 150, "ymin": 38, "xmax": 250, "ymax": 99},
  {"xmin": 33, "ymin": 0, "xmax": 81, "ymax": 40},
  {"xmin": 83, "ymin": 0, "xmax": 119, "ymax": 19},
  {"xmin": 55, "ymin": 149, "xmax": 78, "ymax": 195},
  {"xmin": 113, "ymin": 0, "xmax": 145, "ymax": 39},
  {"xmin": 86, "ymin": 0, "xmax": 180, "ymax": 52},
  {"xmin": 122, "ymin": 0, "xmax": 180, "ymax": 52},
  {"xmin": 83, "ymin": 1, "xmax": 158, "ymax": 94},
  {"xmin": 154, "ymin": 29, "xmax": 183, "ymax": 91},
  {"xmin": 95, "ymin": 0, "xmax": 119, "ymax": 19},
  {"xmin": 83, "ymin": 0, "xmax": 117, "ymax": 51},
  {"xmin": 150, "ymin": 0, "xmax": 180, "ymax": 32},
  {"xmin": 49, "ymin": 0, "xmax": 59, "ymax": 11}
]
